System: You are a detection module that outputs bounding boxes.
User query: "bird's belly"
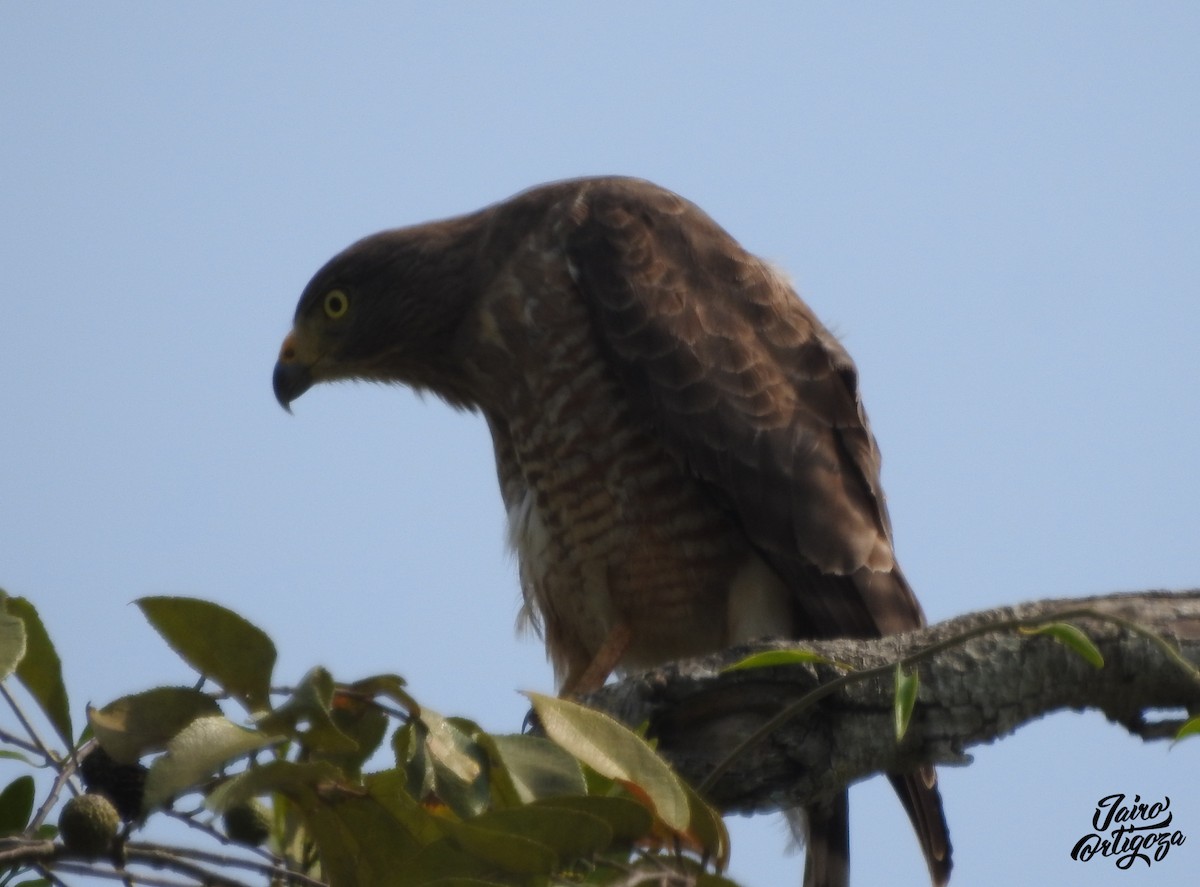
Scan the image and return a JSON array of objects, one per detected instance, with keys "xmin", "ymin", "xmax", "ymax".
[
  {"xmin": 508, "ymin": 437, "xmax": 791, "ymax": 686},
  {"xmin": 483, "ymin": 279, "xmax": 794, "ymax": 686}
]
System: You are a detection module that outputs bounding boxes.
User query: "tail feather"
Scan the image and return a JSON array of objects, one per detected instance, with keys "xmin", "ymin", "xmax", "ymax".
[
  {"xmin": 798, "ymin": 793, "xmax": 850, "ymax": 887},
  {"xmin": 789, "ymin": 773, "xmax": 951, "ymax": 886},
  {"xmin": 887, "ymin": 769, "xmax": 953, "ymax": 886}
]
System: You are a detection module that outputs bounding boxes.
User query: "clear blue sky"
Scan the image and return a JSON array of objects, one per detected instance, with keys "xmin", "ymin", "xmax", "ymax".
[{"xmin": 2, "ymin": 4, "xmax": 1197, "ymax": 885}]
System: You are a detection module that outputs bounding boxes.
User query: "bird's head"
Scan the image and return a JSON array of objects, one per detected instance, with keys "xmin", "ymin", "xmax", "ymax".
[{"xmin": 273, "ymin": 224, "xmax": 478, "ymax": 412}]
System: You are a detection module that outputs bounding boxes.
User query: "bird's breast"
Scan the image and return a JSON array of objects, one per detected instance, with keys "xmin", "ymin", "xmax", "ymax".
[
  {"xmin": 487, "ymin": 307, "xmax": 787, "ymax": 683},
  {"xmin": 467, "ymin": 249, "xmax": 795, "ymax": 688}
]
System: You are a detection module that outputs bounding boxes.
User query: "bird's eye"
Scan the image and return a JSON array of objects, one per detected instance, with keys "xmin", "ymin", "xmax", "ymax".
[{"xmin": 323, "ymin": 289, "xmax": 349, "ymax": 319}]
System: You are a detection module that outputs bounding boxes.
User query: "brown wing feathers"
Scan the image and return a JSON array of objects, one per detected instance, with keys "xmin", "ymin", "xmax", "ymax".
[
  {"xmin": 562, "ymin": 179, "xmax": 949, "ymax": 886},
  {"xmin": 564, "ymin": 182, "xmax": 914, "ymax": 638}
]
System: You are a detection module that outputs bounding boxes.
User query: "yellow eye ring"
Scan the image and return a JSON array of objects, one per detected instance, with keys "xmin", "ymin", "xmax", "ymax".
[{"xmin": 324, "ymin": 289, "xmax": 349, "ymax": 319}]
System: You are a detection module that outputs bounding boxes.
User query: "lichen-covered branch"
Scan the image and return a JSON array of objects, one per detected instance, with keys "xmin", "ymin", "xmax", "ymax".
[{"xmin": 585, "ymin": 590, "xmax": 1200, "ymax": 814}]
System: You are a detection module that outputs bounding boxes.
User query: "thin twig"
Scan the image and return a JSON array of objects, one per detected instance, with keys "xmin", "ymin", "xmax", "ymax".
[
  {"xmin": 1096, "ymin": 611, "xmax": 1200, "ymax": 685},
  {"xmin": 0, "ymin": 837, "xmax": 55, "ymax": 864},
  {"xmin": 35, "ymin": 863, "xmax": 72, "ymax": 887},
  {"xmin": 0, "ymin": 726, "xmax": 43, "ymax": 757},
  {"xmin": 1, "ymin": 835, "xmax": 327, "ymax": 887},
  {"xmin": 161, "ymin": 809, "xmax": 278, "ymax": 864},
  {"xmin": 122, "ymin": 846, "xmax": 255, "ymax": 887},
  {"xmin": 0, "ymin": 683, "xmax": 60, "ymax": 766},
  {"xmin": 127, "ymin": 841, "xmax": 327, "ymax": 887},
  {"xmin": 53, "ymin": 860, "xmax": 200, "ymax": 887},
  {"xmin": 29, "ymin": 744, "xmax": 85, "ymax": 831}
]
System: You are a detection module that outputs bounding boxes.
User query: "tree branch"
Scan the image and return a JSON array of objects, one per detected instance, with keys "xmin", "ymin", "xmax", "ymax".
[
  {"xmin": 0, "ymin": 837, "xmax": 326, "ymax": 887},
  {"xmin": 584, "ymin": 590, "xmax": 1200, "ymax": 814}
]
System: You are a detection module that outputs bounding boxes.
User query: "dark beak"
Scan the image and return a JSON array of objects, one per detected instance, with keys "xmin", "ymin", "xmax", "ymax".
[{"xmin": 273, "ymin": 331, "xmax": 314, "ymax": 412}]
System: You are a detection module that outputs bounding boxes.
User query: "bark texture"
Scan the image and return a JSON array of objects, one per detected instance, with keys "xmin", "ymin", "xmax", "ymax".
[{"xmin": 583, "ymin": 590, "xmax": 1200, "ymax": 814}]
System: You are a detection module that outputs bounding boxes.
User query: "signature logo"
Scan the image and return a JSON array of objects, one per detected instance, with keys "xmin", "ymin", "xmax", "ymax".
[{"xmin": 1071, "ymin": 793, "xmax": 1186, "ymax": 869}]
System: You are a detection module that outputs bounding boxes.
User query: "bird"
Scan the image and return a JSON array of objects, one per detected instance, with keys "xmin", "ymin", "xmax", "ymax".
[{"xmin": 273, "ymin": 176, "xmax": 951, "ymax": 887}]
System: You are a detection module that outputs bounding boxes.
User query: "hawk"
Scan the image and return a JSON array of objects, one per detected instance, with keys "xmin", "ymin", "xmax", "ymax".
[{"xmin": 273, "ymin": 177, "xmax": 951, "ymax": 887}]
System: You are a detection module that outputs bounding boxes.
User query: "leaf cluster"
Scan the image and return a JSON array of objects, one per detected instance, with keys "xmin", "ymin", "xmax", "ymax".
[{"xmin": 0, "ymin": 593, "xmax": 737, "ymax": 887}]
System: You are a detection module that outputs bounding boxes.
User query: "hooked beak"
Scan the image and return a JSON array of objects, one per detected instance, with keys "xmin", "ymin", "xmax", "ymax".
[{"xmin": 273, "ymin": 330, "xmax": 314, "ymax": 412}]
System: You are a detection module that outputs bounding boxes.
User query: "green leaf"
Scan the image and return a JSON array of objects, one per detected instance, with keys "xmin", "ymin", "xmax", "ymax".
[
  {"xmin": 0, "ymin": 775, "xmax": 35, "ymax": 836},
  {"xmin": 88, "ymin": 687, "xmax": 222, "ymax": 764},
  {"xmin": 420, "ymin": 712, "xmax": 490, "ymax": 820},
  {"xmin": 484, "ymin": 734, "xmax": 586, "ymax": 806},
  {"xmin": 400, "ymin": 836, "xmax": 506, "ymax": 885},
  {"xmin": 894, "ymin": 665, "xmax": 919, "ymax": 741},
  {"xmin": 136, "ymin": 596, "xmax": 276, "ymax": 711},
  {"xmin": 390, "ymin": 712, "xmax": 491, "ymax": 821},
  {"xmin": 421, "ymin": 713, "xmax": 485, "ymax": 786},
  {"xmin": 237, "ymin": 766, "xmax": 445, "ymax": 886},
  {"xmin": 722, "ymin": 649, "xmax": 842, "ymax": 672},
  {"xmin": 0, "ymin": 593, "xmax": 27, "ymax": 681},
  {"xmin": 450, "ymin": 817, "xmax": 559, "ymax": 876},
  {"xmin": 1173, "ymin": 714, "xmax": 1200, "ymax": 744},
  {"xmin": 215, "ymin": 765, "xmax": 451, "ymax": 880},
  {"xmin": 526, "ymin": 692, "xmax": 690, "ymax": 833},
  {"xmin": 346, "ymin": 672, "xmax": 419, "ymax": 715},
  {"xmin": 469, "ymin": 805, "xmax": 614, "ymax": 865},
  {"xmin": 206, "ymin": 759, "xmax": 340, "ymax": 811},
  {"xmin": 33, "ymin": 823, "xmax": 58, "ymax": 840},
  {"xmin": 682, "ymin": 779, "xmax": 731, "ymax": 870},
  {"xmin": 1019, "ymin": 621, "xmax": 1104, "ymax": 668},
  {"xmin": 695, "ymin": 876, "xmax": 745, "ymax": 887},
  {"xmin": 530, "ymin": 795, "xmax": 653, "ymax": 847},
  {"xmin": 364, "ymin": 769, "xmax": 450, "ymax": 847},
  {"xmin": 394, "ymin": 719, "xmax": 437, "ymax": 800},
  {"xmin": 257, "ymin": 667, "xmax": 359, "ymax": 755},
  {"xmin": 306, "ymin": 789, "xmax": 428, "ymax": 885},
  {"xmin": 0, "ymin": 749, "xmax": 38, "ymax": 767},
  {"xmin": 142, "ymin": 715, "xmax": 278, "ymax": 812},
  {"xmin": 323, "ymin": 690, "xmax": 390, "ymax": 775},
  {"xmin": 7, "ymin": 598, "xmax": 73, "ymax": 749}
]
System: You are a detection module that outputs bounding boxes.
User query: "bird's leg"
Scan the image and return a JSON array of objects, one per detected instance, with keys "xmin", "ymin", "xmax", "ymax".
[{"xmin": 563, "ymin": 621, "xmax": 632, "ymax": 696}]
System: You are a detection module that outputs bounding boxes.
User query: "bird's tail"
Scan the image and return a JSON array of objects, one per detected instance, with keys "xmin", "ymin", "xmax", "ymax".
[
  {"xmin": 888, "ymin": 769, "xmax": 953, "ymax": 886},
  {"xmin": 799, "ymin": 793, "xmax": 850, "ymax": 887},
  {"xmin": 790, "ymin": 773, "xmax": 951, "ymax": 887}
]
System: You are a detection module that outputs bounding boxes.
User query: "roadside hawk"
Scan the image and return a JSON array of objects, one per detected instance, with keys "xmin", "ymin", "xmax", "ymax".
[{"xmin": 273, "ymin": 176, "xmax": 951, "ymax": 887}]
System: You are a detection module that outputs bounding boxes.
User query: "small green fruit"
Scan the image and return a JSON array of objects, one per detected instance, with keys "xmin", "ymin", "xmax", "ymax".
[
  {"xmin": 223, "ymin": 800, "xmax": 271, "ymax": 846},
  {"xmin": 59, "ymin": 793, "xmax": 120, "ymax": 856}
]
